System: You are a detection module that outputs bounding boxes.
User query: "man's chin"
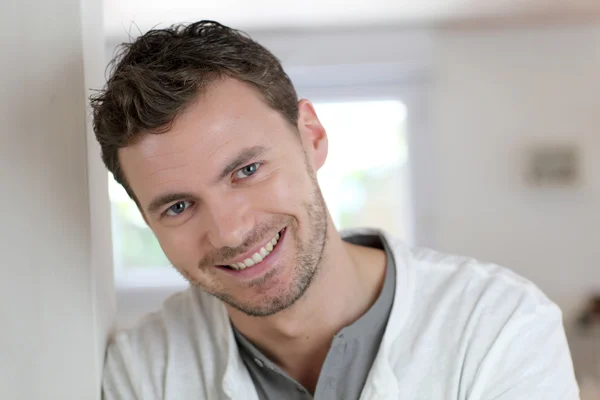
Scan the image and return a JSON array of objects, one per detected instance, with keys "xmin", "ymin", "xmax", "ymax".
[
  {"xmin": 216, "ymin": 256, "xmax": 320, "ymax": 317},
  {"xmin": 220, "ymin": 295, "xmax": 293, "ymax": 318},
  {"xmin": 217, "ymin": 286, "xmax": 309, "ymax": 318}
]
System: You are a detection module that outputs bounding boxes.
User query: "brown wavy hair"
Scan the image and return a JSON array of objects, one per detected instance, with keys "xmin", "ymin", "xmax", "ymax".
[{"xmin": 90, "ymin": 20, "xmax": 298, "ymax": 203}]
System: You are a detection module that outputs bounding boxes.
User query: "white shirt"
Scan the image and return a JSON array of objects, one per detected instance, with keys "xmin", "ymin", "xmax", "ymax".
[{"xmin": 102, "ymin": 229, "xmax": 580, "ymax": 399}]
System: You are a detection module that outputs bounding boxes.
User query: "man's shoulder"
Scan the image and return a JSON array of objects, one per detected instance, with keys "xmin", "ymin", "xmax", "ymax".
[
  {"xmin": 108, "ymin": 286, "xmax": 225, "ymax": 354},
  {"xmin": 103, "ymin": 287, "xmax": 232, "ymax": 398},
  {"xmin": 111, "ymin": 289, "xmax": 193, "ymax": 344},
  {"xmin": 105, "ymin": 289, "xmax": 196, "ymax": 376},
  {"xmin": 407, "ymin": 244, "xmax": 554, "ymax": 310},
  {"xmin": 347, "ymin": 228, "xmax": 556, "ymax": 314},
  {"xmin": 391, "ymin": 241, "xmax": 563, "ymax": 350},
  {"xmin": 380, "ymin": 238, "xmax": 577, "ymax": 398}
]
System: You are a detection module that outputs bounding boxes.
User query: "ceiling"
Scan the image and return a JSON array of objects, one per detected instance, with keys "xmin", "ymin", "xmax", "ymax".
[{"xmin": 104, "ymin": 0, "xmax": 600, "ymax": 40}]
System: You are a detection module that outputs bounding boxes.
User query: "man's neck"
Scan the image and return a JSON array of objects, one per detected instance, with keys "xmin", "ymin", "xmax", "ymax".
[{"xmin": 227, "ymin": 228, "xmax": 387, "ymax": 392}]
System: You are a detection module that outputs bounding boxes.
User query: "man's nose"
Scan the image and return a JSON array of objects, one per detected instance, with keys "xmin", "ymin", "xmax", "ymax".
[{"xmin": 203, "ymin": 195, "xmax": 252, "ymax": 250}]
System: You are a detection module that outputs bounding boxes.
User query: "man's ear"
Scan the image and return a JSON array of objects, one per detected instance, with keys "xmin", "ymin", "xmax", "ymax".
[{"xmin": 297, "ymin": 99, "xmax": 328, "ymax": 171}]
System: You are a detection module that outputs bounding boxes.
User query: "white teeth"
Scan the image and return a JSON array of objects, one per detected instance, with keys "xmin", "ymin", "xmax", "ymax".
[{"xmin": 228, "ymin": 231, "xmax": 282, "ymax": 271}]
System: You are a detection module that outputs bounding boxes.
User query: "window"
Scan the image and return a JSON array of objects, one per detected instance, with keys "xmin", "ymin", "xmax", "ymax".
[
  {"xmin": 314, "ymin": 100, "xmax": 410, "ymax": 240},
  {"xmin": 109, "ymin": 175, "xmax": 172, "ymax": 285},
  {"xmin": 108, "ymin": 99, "xmax": 411, "ymax": 286}
]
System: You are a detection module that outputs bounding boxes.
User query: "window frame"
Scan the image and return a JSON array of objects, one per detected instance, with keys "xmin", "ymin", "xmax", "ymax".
[{"xmin": 295, "ymin": 80, "xmax": 435, "ymax": 248}]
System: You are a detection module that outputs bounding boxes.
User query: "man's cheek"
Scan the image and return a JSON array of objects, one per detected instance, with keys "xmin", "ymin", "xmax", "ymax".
[
  {"xmin": 265, "ymin": 173, "xmax": 309, "ymax": 205},
  {"xmin": 157, "ymin": 232, "xmax": 197, "ymax": 267}
]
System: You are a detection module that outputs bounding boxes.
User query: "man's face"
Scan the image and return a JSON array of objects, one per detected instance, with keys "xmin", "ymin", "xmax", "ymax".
[{"xmin": 119, "ymin": 78, "xmax": 329, "ymax": 317}]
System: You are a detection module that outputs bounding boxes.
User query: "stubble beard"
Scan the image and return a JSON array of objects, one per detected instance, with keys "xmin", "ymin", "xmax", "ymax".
[{"xmin": 217, "ymin": 174, "xmax": 328, "ymax": 317}]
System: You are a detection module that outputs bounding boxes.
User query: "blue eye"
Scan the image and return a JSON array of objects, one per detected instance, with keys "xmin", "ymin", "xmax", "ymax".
[
  {"xmin": 235, "ymin": 162, "xmax": 260, "ymax": 179},
  {"xmin": 165, "ymin": 201, "xmax": 192, "ymax": 216}
]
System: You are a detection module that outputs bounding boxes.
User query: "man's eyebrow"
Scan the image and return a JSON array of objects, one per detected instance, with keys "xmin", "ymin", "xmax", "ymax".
[
  {"xmin": 146, "ymin": 192, "xmax": 195, "ymax": 215},
  {"xmin": 217, "ymin": 145, "xmax": 270, "ymax": 181}
]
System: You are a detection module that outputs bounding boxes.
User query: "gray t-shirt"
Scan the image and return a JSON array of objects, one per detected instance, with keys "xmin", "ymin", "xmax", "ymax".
[{"xmin": 232, "ymin": 233, "xmax": 396, "ymax": 400}]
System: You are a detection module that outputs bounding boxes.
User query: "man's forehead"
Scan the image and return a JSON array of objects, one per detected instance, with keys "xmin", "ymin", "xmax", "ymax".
[
  {"xmin": 121, "ymin": 78, "xmax": 278, "ymax": 163},
  {"xmin": 119, "ymin": 124, "xmax": 249, "ymax": 195},
  {"xmin": 118, "ymin": 80, "xmax": 285, "ymax": 199}
]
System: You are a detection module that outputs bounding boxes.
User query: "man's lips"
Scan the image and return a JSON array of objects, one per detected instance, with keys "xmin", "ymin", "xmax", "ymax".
[
  {"xmin": 216, "ymin": 228, "xmax": 285, "ymax": 270},
  {"xmin": 213, "ymin": 226, "xmax": 287, "ymax": 280}
]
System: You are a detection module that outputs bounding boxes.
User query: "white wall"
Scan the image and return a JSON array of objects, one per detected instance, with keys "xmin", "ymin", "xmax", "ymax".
[
  {"xmin": 0, "ymin": 0, "xmax": 114, "ymax": 399},
  {"xmin": 431, "ymin": 24, "xmax": 600, "ymax": 321}
]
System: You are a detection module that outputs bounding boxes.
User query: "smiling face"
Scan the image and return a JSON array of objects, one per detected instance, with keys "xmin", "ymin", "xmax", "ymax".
[{"xmin": 119, "ymin": 78, "xmax": 330, "ymax": 317}]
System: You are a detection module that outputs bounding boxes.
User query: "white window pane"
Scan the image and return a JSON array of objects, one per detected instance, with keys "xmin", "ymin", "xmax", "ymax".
[
  {"xmin": 315, "ymin": 100, "xmax": 411, "ymax": 241},
  {"xmin": 108, "ymin": 174, "xmax": 170, "ymax": 278}
]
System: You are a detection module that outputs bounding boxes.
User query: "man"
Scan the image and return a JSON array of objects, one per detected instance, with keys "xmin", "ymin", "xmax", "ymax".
[{"xmin": 92, "ymin": 21, "xmax": 578, "ymax": 399}]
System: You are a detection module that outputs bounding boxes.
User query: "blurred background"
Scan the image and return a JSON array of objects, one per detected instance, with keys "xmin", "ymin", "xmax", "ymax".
[{"xmin": 2, "ymin": 0, "xmax": 600, "ymax": 398}]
